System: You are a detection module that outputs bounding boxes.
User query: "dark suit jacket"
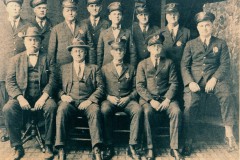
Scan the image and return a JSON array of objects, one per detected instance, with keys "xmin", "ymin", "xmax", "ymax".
[
  {"xmin": 48, "ymin": 21, "xmax": 95, "ymax": 65},
  {"xmin": 58, "ymin": 63, "xmax": 104, "ymax": 104},
  {"xmin": 136, "ymin": 57, "xmax": 178, "ymax": 105},
  {"xmin": 101, "ymin": 62, "xmax": 137, "ymax": 100},
  {"xmin": 181, "ymin": 36, "xmax": 230, "ymax": 87},
  {"xmin": 0, "ymin": 18, "xmax": 29, "ymax": 81},
  {"xmin": 6, "ymin": 51, "xmax": 56, "ymax": 99},
  {"xmin": 97, "ymin": 27, "xmax": 137, "ymax": 68},
  {"xmin": 132, "ymin": 22, "xmax": 159, "ymax": 62},
  {"xmin": 80, "ymin": 18, "xmax": 110, "ymax": 50}
]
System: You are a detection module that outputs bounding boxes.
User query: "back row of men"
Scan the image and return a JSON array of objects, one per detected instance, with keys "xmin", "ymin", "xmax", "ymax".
[{"xmin": 0, "ymin": 0, "xmax": 238, "ymax": 160}]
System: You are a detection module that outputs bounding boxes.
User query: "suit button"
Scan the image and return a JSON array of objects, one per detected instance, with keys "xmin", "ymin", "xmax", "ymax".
[
  {"xmin": 155, "ymin": 76, "xmax": 157, "ymax": 78},
  {"xmin": 118, "ymin": 89, "xmax": 120, "ymax": 92},
  {"xmin": 13, "ymin": 42, "xmax": 16, "ymax": 44},
  {"xmin": 93, "ymin": 34, "xmax": 95, "ymax": 36},
  {"xmin": 14, "ymin": 48, "xmax": 16, "ymax": 51},
  {"xmin": 203, "ymin": 57, "xmax": 206, "ymax": 59},
  {"xmin": 203, "ymin": 64, "xmax": 206, "ymax": 66},
  {"xmin": 118, "ymin": 81, "xmax": 120, "ymax": 83},
  {"xmin": 143, "ymin": 50, "xmax": 146, "ymax": 52},
  {"xmin": 202, "ymin": 71, "xmax": 204, "ymax": 74}
]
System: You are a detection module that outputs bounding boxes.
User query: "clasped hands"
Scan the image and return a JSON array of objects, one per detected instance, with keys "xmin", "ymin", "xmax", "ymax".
[
  {"xmin": 150, "ymin": 98, "xmax": 170, "ymax": 111},
  {"xmin": 107, "ymin": 95, "xmax": 130, "ymax": 108},
  {"xmin": 61, "ymin": 94, "xmax": 92, "ymax": 110},
  {"xmin": 189, "ymin": 77, "xmax": 217, "ymax": 93}
]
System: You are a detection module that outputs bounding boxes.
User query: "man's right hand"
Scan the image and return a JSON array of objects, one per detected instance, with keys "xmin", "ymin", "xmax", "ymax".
[
  {"xmin": 107, "ymin": 95, "xmax": 119, "ymax": 105},
  {"xmin": 61, "ymin": 95, "xmax": 73, "ymax": 103},
  {"xmin": 189, "ymin": 82, "xmax": 201, "ymax": 92},
  {"xmin": 17, "ymin": 95, "xmax": 31, "ymax": 110},
  {"xmin": 150, "ymin": 99, "xmax": 161, "ymax": 111}
]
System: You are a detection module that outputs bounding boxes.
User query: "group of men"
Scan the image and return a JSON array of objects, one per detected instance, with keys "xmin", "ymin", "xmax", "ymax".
[{"xmin": 0, "ymin": 0, "xmax": 238, "ymax": 160}]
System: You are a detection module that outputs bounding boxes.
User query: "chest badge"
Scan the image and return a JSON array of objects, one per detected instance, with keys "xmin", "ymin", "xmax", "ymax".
[
  {"xmin": 213, "ymin": 46, "xmax": 219, "ymax": 55},
  {"xmin": 176, "ymin": 41, "xmax": 182, "ymax": 47}
]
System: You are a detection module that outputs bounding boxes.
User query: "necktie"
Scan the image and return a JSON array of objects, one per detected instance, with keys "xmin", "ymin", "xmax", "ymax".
[
  {"xmin": 39, "ymin": 20, "xmax": 44, "ymax": 29},
  {"xmin": 170, "ymin": 29, "xmax": 175, "ymax": 41},
  {"xmin": 155, "ymin": 58, "xmax": 158, "ymax": 70},
  {"xmin": 203, "ymin": 39, "xmax": 208, "ymax": 50},
  {"xmin": 92, "ymin": 19, "xmax": 97, "ymax": 29},
  {"xmin": 142, "ymin": 25, "xmax": 147, "ymax": 38},
  {"xmin": 12, "ymin": 20, "xmax": 17, "ymax": 32}
]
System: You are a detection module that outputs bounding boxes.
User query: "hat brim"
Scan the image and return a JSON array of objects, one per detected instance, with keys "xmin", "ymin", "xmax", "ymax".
[
  {"xmin": 22, "ymin": 34, "xmax": 44, "ymax": 40},
  {"xmin": 67, "ymin": 45, "xmax": 90, "ymax": 52}
]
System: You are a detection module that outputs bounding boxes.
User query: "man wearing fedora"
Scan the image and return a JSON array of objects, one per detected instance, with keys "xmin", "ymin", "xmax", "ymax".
[
  {"xmin": 136, "ymin": 34, "xmax": 184, "ymax": 160},
  {"xmin": 97, "ymin": 2, "xmax": 137, "ymax": 68},
  {"xmin": 3, "ymin": 26, "xmax": 57, "ymax": 160},
  {"xmin": 101, "ymin": 39, "xmax": 143, "ymax": 160},
  {"xmin": 181, "ymin": 12, "xmax": 238, "ymax": 155},
  {"xmin": 0, "ymin": 0, "xmax": 30, "ymax": 142},
  {"xmin": 48, "ymin": 0, "xmax": 95, "ymax": 65},
  {"xmin": 29, "ymin": 0, "xmax": 53, "ymax": 53},
  {"xmin": 55, "ymin": 38, "xmax": 104, "ymax": 160}
]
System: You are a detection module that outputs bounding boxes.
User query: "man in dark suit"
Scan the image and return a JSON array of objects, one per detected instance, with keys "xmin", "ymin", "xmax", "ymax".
[
  {"xmin": 30, "ymin": 0, "xmax": 53, "ymax": 53},
  {"xmin": 55, "ymin": 39, "xmax": 104, "ymax": 160},
  {"xmin": 48, "ymin": 0, "xmax": 95, "ymax": 65},
  {"xmin": 101, "ymin": 39, "xmax": 143, "ymax": 160},
  {"xmin": 136, "ymin": 34, "xmax": 183, "ymax": 160},
  {"xmin": 81, "ymin": 0, "xmax": 110, "ymax": 51},
  {"xmin": 97, "ymin": 2, "xmax": 137, "ymax": 68},
  {"xmin": 181, "ymin": 12, "xmax": 238, "ymax": 155},
  {"xmin": 132, "ymin": 6, "xmax": 159, "ymax": 63},
  {"xmin": 0, "ymin": 0, "xmax": 30, "ymax": 142},
  {"xmin": 3, "ymin": 26, "xmax": 57, "ymax": 160}
]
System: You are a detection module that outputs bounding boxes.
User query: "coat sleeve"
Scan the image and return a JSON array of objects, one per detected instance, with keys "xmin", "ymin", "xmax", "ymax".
[
  {"xmin": 47, "ymin": 27, "xmax": 58, "ymax": 64},
  {"xmin": 97, "ymin": 31, "xmax": 104, "ymax": 68},
  {"xmin": 128, "ymin": 31, "xmax": 137, "ymax": 68},
  {"xmin": 129, "ymin": 68, "xmax": 138, "ymax": 100},
  {"xmin": 85, "ymin": 25, "xmax": 96, "ymax": 65},
  {"xmin": 57, "ymin": 66, "xmax": 65, "ymax": 99}
]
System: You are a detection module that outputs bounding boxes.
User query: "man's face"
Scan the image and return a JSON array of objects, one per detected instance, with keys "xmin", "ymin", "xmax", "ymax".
[
  {"xmin": 109, "ymin": 10, "xmax": 122, "ymax": 25},
  {"xmin": 166, "ymin": 12, "xmax": 179, "ymax": 25},
  {"xmin": 6, "ymin": 2, "xmax": 21, "ymax": 18},
  {"xmin": 71, "ymin": 47, "xmax": 86, "ymax": 63},
  {"xmin": 110, "ymin": 48, "xmax": 125, "ymax": 62},
  {"xmin": 63, "ymin": 7, "xmax": 77, "ymax": 22},
  {"xmin": 87, "ymin": 4, "xmax": 102, "ymax": 17},
  {"xmin": 147, "ymin": 44, "xmax": 162, "ymax": 57},
  {"xmin": 33, "ymin": 4, "xmax": 47, "ymax": 19},
  {"xmin": 197, "ymin": 21, "xmax": 213, "ymax": 37},
  {"xmin": 137, "ymin": 13, "xmax": 149, "ymax": 25},
  {"xmin": 24, "ymin": 37, "xmax": 41, "ymax": 53}
]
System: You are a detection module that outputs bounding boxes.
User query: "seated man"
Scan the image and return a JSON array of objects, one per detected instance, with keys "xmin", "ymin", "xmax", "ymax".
[
  {"xmin": 55, "ymin": 38, "xmax": 104, "ymax": 160},
  {"xmin": 181, "ymin": 12, "xmax": 238, "ymax": 155},
  {"xmin": 101, "ymin": 39, "xmax": 143, "ymax": 160},
  {"xmin": 3, "ymin": 26, "xmax": 57, "ymax": 160},
  {"xmin": 136, "ymin": 34, "xmax": 183, "ymax": 160}
]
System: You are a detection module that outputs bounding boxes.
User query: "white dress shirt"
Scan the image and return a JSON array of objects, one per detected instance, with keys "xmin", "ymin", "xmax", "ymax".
[
  {"xmin": 90, "ymin": 16, "xmax": 100, "ymax": 27},
  {"xmin": 200, "ymin": 36, "xmax": 211, "ymax": 46},
  {"xmin": 27, "ymin": 51, "xmax": 39, "ymax": 67},
  {"xmin": 74, "ymin": 61, "xmax": 85, "ymax": 78},
  {"xmin": 36, "ymin": 17, "xmax": 46, "ymax": 28},
  {"xmin": 167, "ymin": 24, "xmax": 179, "ymax": 38},
  {"xmin": 8, "ymin": 16, "xmax": 20, "ymax": 28},
  {"xmin": 139, "ymin": 24, "xmax": 149, "ymax": 32},
  {"xmin": 112, "ymin": 25, "xmax": 121, "ymax": 39}
]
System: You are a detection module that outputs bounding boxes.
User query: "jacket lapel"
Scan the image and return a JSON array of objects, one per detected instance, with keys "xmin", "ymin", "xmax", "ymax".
[
  {"xmin": 196, "ymin": 37, "xmax": 208, "ymax": 56},
  {"xmin": 106, "ymin": 27, "xmax": 115, "ymax": 42},
  {"xmin": 94, "ymin": 18, "xmax": 104, "ymax": 31},
  {"xmin": 162, "ymin": 27, "xmax": 174, "ymax": 44},
  {"xmin": 119, "ymin": 64, "xmax": 128, "ymax": 79},
  {"xmin": 22, "ymin": 53, "xmax": 28, "ymax": 84},
  {"xmin": 83, "ymin": 64, "xmax": 92, "ymax": 81},
  {"xmin": 135, "ymin": 24, "xmax": 145, "ymax": 40},
  {"xmin": 146, "ymin": 58, "xmax": 156, "ymax": 74},
  {"xmin": 174, "ymin": 26, "xmax": 183, "ymax": 43},
  {"xmin": 14, "ymin": 18, "xmax": 27, "ymax": 35},
  {"xmin": 117, "ymin": 28, "xmax": 126, "ymax": 40},
  {"xmin": 109, "ymin": 62, "xmax": 120, "ymax": 78},
  {"xmin": 155, "ymin": 57, "xmax": 165, "ymax": 76},
  {"xmin": 205, "ymin": 36, "xmax": 215, "ymax": 55},
  {"xmin": 41, "ymin": 18, "xmax": 52, "ymax": 34},
  {"xmin": 63, "ymin": 21, "xmax": 74, "ymax": 37}
]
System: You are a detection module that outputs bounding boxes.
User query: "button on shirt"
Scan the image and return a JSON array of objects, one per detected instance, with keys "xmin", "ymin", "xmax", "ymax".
[
  {"xmin": 112, "ymin": 25, "xmax": 121, "ymax": 39},
  {"xmin": 28, "ymin": 51, "xmax": 39, "ymax": 67},
  {"xmin": 8, "ymin": 16, "xmax": 20, "ymax": 29},
  {"xmin": 74, "ymin": 61, "xmax": 85, "ymax": 79}
]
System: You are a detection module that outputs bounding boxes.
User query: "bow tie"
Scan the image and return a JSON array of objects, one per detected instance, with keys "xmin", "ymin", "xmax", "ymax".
[
  {"xmin": 29, "ymin": 54, "xmax": 38, "ymax": 57},
  {"xmin": 115, "ymin": 62, "xmax": 123, "ymax": 66},
  {"xmin": 112, "ymin": 26, "xmax": 121, "ymax": 30}
]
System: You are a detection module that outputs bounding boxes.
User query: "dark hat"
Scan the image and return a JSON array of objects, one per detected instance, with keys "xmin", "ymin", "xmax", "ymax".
[
  {"xmin": 87, "ymin": 0, "xmax": 102, "ymax": 5},
  {"xmin": 165, "ymin": 3, "xmax": 179, "ymax": 13},
  {"xmin": 108, "ymin": 39, "xmax": 126, "ymax": 50},
  {"xmin": 20, "ymin": 26, "xmax": 44, "ymax": 39},
  {"xmin": 4, "ymin": 0, "xmax": 23, "ymax": 5},
  {"xmin": 195, "ymin": 12, "xmax": 215, "ymax": 24},
  {"xmin": 146, "ymin": 33, "xmax": 164, "ymax": 46},
  {"xmin": 67, "ymin": 38, "xmax": 90, "ymax": 51},
  {"xmin": 108, "ymin": 2, "xmax": 122, "ymax": 13},
  {"xmin": 30, "ymin": 0, "xmax": 47, "ymax": 8},
  {"xmin": 62, "ymin": 0, "xmax": 78, "ymax": 8},
  {"xmin": 135, "ymin": 6, "xmax": 149, "ymax": 15}
]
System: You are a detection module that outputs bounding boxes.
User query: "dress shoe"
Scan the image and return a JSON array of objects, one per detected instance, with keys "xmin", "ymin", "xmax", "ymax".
[
  {"xmin": 13, "ymin": 145, "xmax": 25, "ymax": 160},
  {"xmin": 145, "ymin": 149, "xmax": 154, "ymax": 160},
  {"xmin": 92, "ymin": 146, "xmax": 102, "ymax": 160},
  {"xmin": 103, "ymin": 146, "xmax": 114, "ymax": 160},
  {"xmin": 182, "ymin": 144, "xmax": 192, "ymax": 156},
  {"xmin": 1, "ymin": 133, "xmax": 9, "ymax": 142},
  {"xmin": 170, "ymin": 149, "xmax": 185, "ymax": 160},
  {"xmin": 44, "ymin": 145, "xmax": 54, "ymax": 160},
  {"xmin": 128, "ymin": 145, "xmax": 141, "ymax": 160},
  {"xmin": 225, "ymin": 136, "xmax": 238, "ymax": 152},
  {"xmin": 58, "ymin": 148, "xmax": 66, "ymax": 160}
]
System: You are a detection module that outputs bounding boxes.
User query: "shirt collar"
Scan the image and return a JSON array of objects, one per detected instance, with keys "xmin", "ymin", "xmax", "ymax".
[
  {"xmin": 8, "ymin": 16, "xmax": 20, "ymax": 25},
  {"xmin": 74, "ymin": 60, "xmax": 85, "ymax": 66},
  {"xmin": 36, "ymin": 17, "xmax": 46, "ymax": 24},
  {"xmin": 167, "ymin": 24, "xmax": 179, "ymax": 33},
  {"xmin": 200, "ymin": 36, "xmax": 211, "ymax": 45},
  {"xmin": 139, "ymin": 24, "xmax": 149, "ymax": 32},
  {"xmin": 112, "ymin": 24, "xmax": 121, "ymax": 30},
  {"xmin": 27, "ymin": 51, "xmax": 39, "ymax": 57},
  {"xmin": 113, "ymin": 60, "xmax": 123, "ymax": 67},
  {"xmin": 150, "ymin": 55, "xmax": 160, "ymax": 65},
  {"xmin": 90, "ymin": 16, "xmax": 100, "ymax": 24}
]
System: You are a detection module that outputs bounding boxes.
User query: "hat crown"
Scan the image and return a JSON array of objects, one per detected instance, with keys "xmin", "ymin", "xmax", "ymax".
[
  {"xmin": 195, "ymin": 11, "xmax": 215, "ymax": 23},
  {"xmin": 62, "ymin": 0, "xmax": 78, "ymax": 8},
  {"xmin": 4, "ymin": 0, "xmax": 23, "ymax": 5},
  {"xmin": 108, "ymin": 38, "xmax": 126, "ymax": 49},
  {"xmin": 108, "ymin": 2, "xmax": 122, "ymax": 12},
  {"xmin": 146, "ymin": 33, "xmax": 164, "ymax": 46},
  {"xmin": 72, "ymin": 38, "xmax": 86, "ymax": 46},
  {"xmin": 23, "ymin": 26, "xmax": 42, "ymax": 37},
  {"xmin": 30, "ymin": 0, "xmax": 47, "ymax": 8},
  {"xmin": 165, "ymin": 3, "xmax": 179, "ymax": 13},
  {"xmin": 87, "ymin": 0, "xmax": 102, "ymax": 5},
  {"xmin": 136, "ymin": 6, "xmax": 149, "ymax": 15}
]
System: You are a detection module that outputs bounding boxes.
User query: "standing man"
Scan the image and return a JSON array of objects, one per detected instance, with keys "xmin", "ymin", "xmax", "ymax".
[
  {"xmin": 136, "ymin": 34, "xmax": 184, "ymax": 160},
  {"xmin": 3, "ymin": 26, "xmax": 57, "ymax": 160},
  {"xmin": 0, "ymin": 0, "xmax": 29, "ymax": 142},
  {"xmin": 55, "ymin": 39, "xmax": 104, "ymax": 160},
  {"xmin": 48, "ymin": 0, "xmax": 95, "ymax": 65},
  {"xmin": 97, "ymin": 2, "xmax": 137, "ymax": 68},
  {"xmin": 101, "ymin": 39, "xmax": 143, "ymax": 160},
  {"xmin": 181, "ymin": 12, "xmax": 238, "ymax": 155},
  {"xmin": 81, "ymin": 0, "xmax": 110, "ymax": 51},
  {"xmin": 30, "ymin": 0, "xmax": 53, "ymax": 53},
  {"xmin": 132, "ymin": 6, "xmax": 159, "ymax": 63}
]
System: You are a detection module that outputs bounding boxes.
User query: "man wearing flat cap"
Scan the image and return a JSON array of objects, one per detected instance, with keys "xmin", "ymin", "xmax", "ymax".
[
  {"xmin": 3, "ymin": 26, "xmax": 57, "ymax": 160},
  {"xmin": 136, "ymin": 34, "xmax": 184, "ymax": 160},
  {"xmin": 48, "ymin": 0, "xmax": 95, "ymax": 65},
  {"xmin": 132, "ymin": 6, "xmax": 159, "ymax": 63},
  {"xmin": 97, "ymin": 1, "xmax": 137, "ymax": 68},
  {"xmin": 29, "ymin": 0, "xmax": 53, "ymax": 53},
  {"xmin": 55, "ymin": 38, "xmax": 104, "ymax": 160},
  {"xmin": 81, "ymin": 0, "xmax": 110, "ymax": 52},
  {"xmin": 181, "ymin": 11, "xmax": 238, "ymax": 155},
  {"xmin": 0, "ymin": 0, "xmax": 30, "ymax": 142},
  {"xmin": 159, "ymin": 3, "xmax": 190, "ymax": 108},
  {"xmin": 101, "ymin": 38, "xmax": 143, "ymax": 160}
]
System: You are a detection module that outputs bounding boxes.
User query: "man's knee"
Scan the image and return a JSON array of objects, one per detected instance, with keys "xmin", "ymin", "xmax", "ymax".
[
  {"xmin": 129, "ymin": 101, "xmax": 143, "ymax": 116},
  {"xmin": 87, "ymin": 103, "xmax": 101, "ymax": 118},
  {"xmin": 101, "ymin": 100, "xmax": 113, "ymax": 116},
  {"xmin": 143, "ymin": 103, "xmax": 154, "ymax": 117},
  {"xmin": 3, "ymin": 100, "xmax": 19, "ymax": 115},
  {"xmin": 57, "ymin": 101, "xmax": 71, "ymax": 116},
  {"xmin": 44, "ymin": 98, "xmax": 57, "ymax": 113},
  {"xmin": 169, "ymin": 102, "xmax": 182, "ymax": 118}
]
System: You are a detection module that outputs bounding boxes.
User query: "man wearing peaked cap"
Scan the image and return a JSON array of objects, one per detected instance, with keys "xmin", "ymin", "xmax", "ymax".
[
  {"xmin": 136, "ymin": 33, "xmax": 183, "ymax": 160},
  {"xmin": 55, "ymin": 38, "xmax": 104, "ymax": 160},
  {"xmin": 181, "ymin": 11, "xmax": 238, "ymax": 156},
  {"xmin": 3, "ymin": 0, "xmax": 23, "ymax": 5},
  {"xmin": 101, "ymin": 38, "xmax": 143, "ymax": 160},
  {"xmin": 3, "ymin": 26, "xmax": 57, "ymax": 160}
]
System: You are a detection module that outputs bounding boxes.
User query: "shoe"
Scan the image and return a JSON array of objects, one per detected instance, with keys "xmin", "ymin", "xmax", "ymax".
[
  {"xmin": 44, "ymin": 145, "xmax": 54, "ymax": 160},
  {"xmin": 145, "ymin": 149, "xmax": 154, "ymax": 160},
  {"xmin": 58, "ymin": 148, "xmax": 66, "ymax": 160},
  {"xmin": 13, "ymin": 145, "xmax": 25, "ymax": 160},
  {"xmin": 1, "ymin": 133, "xmax": 9, "ymax": 142},
  {"xmin": 103, "ymin": 146, "xmax": 114, "ymax": 160},
  {"xmin": 182, "ymin": 144, "xmax": 192, "ymax": 156},
  {"xmin": 92, "ymin": 146, "xmax": 102, "ymax": 160},
  {"xmin": 225, "ymin": 136, "xmax": 238, "ymax": 152},
  {"xmin": 128, "ymin": 145, "xmax": 141, "ymax": 160},
  {"xmin": 170, "ymin": 149, "xmax": 185, "ymax": 160}
]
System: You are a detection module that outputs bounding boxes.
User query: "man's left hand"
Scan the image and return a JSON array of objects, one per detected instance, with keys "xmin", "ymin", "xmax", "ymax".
[
  {"xmin": 205, "ymin": 77, "xmax": 217, "ymax": 93},
  {"xmin": 78, "ymin": 100, "xmax": 92, "ymax": 110},
  {"xmin": 158, "ymin": 98, "xmax": 170, "ymax": 111},
  {"xmin": 118, "ymin": 96, "xmax": 130, "ymax": 108},
  {"xmin": 34, "ymin": 93, "xmax": 49, "ymax": 110}
]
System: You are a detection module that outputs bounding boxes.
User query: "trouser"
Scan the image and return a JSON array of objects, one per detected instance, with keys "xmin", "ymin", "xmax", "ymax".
[{"xmin": 0, "ymin": 81, "xmax": 8, "ymax": 127}]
